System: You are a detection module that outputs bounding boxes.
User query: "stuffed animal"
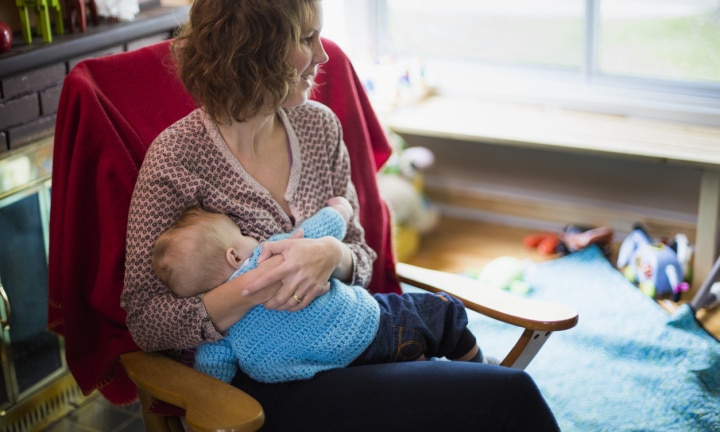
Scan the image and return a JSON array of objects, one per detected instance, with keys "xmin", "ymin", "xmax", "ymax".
[
  {"xmin": 616, "ymin": 225, "xmax": 692, "ymax": 300},
  {"xmin": 376, "ymin": 173, "xmax": 439, "ymax": 234},
  {"xmin": 378, "ymin": 137, "xmax": 439, "ymax": 232},
  {"xmin": 377, "ymin": 134, "xmax": 440, "ymax": 261}
]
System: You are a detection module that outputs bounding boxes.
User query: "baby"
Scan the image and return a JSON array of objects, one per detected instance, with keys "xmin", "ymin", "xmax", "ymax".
[{"xmin": 152, "ymin": 198, "xmax": 494, "ymax": 384}]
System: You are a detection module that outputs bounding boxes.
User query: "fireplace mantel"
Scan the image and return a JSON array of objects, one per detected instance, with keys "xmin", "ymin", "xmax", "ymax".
[{"xmin": 0, "ymin": 4, "xmax": 190, "ymax": 80}]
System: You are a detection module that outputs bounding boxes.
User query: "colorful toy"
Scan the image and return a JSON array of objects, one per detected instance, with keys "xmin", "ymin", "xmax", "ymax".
[
  {"xmin": 523, "ymin": 231, "xmax": 560, "ymax": 255},
  {"xmin": 464, "ymin": 257, "xmax": 533, "ymax": 295},
  {"xmin": 616, "ymin": 225, "xmax": 691, "ymax": 300},
  {"xmin": 16, "ymin": 0, "xmax": 64, "ymax": 44}
]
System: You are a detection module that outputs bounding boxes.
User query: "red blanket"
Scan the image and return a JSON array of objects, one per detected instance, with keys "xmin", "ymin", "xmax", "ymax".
[
  {"xmin": 48, "ymin": 38, "xmax": 400, "ymax": 404},
  {"xmin": 313, "ymin": 39, "xmax": 401, "ymax": 297}
]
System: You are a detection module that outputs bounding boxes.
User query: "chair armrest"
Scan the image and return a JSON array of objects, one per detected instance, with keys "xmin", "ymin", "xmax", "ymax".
[
  {"xmin": 396, "ymin": 262, "xmax": 579, "ymax": 369},
  {"xmin": 120, "ymin": 351, "xmax": 265, "ymax": 432},
  {"xmin": 397, "ymin": 262, "xmax": 578, "ymax": 331}
]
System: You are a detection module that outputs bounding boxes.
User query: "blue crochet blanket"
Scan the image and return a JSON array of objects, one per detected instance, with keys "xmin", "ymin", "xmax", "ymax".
[{"xmin": 463, "ymin": 245, "xmax": 720, "ymax": 432}]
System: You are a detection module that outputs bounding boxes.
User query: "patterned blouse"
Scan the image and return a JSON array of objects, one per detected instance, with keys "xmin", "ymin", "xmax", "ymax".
[{"xmin": 121, "ymin": 101, "xmax": 376, "ymax": 352}]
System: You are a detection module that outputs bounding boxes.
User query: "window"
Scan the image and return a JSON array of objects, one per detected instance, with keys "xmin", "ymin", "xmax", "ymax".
[
  {"xmin": 598, "ymin": 0, "xmax": 720, "ymax": 84},
  {"xmin": 386, "ymin": 0, "xmax": 585, "ymax": 70},
  {"xmin": 323, "ymin": 0, "xmax": 720, "ymax": 125}
]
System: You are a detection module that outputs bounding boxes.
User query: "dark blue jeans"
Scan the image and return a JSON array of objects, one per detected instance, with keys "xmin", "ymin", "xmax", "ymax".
[{"xmin": 352, "ymin": 292, "xmax": 477, "ymax": 364}]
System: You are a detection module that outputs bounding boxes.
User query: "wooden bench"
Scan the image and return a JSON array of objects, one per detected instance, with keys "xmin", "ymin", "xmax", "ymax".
[{"xmin": 386, "ymin": 96, "xmax": 720, "ymax": 292}]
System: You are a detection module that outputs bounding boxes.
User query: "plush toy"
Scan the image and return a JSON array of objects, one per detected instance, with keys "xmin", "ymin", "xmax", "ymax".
[
  {"xmin": 616, "ymin": 225, "xmax": 692, "ymax": 300},
  {"xmin": 464, "ymin": 257, "xmax": 533, "ymax": 295},
  {"xmin": 377, "ymin": 134, "xmax": 440, "ymax": 260}
]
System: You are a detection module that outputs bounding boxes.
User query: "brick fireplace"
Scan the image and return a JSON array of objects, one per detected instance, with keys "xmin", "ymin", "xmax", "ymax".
[
  {"xmin": 0, "ymin": 2, "xmax": 190, "ymax": 155},
  {"xmin": 0, "ymin": 3, "xmax": 189, "ymax": 430}
]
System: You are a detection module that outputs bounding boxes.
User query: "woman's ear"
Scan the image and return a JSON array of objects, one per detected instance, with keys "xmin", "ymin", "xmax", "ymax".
[{"xmin": 226, "ymin": 248, "xmax": 243, "ymax": 269}]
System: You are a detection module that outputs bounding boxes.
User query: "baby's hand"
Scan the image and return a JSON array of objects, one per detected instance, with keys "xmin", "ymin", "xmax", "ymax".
[
  {"xmin": 327, "ymin": 196, "xmax": 353, "ymax": 223},
  {"xmin": 257, "ymin": 229, "xmax": 304, "ymax": 264}
]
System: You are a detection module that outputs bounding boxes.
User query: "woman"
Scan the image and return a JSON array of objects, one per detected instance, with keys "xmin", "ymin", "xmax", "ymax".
[{"xmin": 122, "ymin": 1, "xmax": 560, "ymax": 430}]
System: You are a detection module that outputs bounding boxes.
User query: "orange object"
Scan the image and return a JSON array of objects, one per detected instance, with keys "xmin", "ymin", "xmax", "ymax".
[{"xmin": 523, "ymin": 232, "xmax": 560, "ymax": 255}]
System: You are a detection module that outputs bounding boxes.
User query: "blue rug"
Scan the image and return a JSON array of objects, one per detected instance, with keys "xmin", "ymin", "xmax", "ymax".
[{"xmin": 463, "ymin": 245, "xmax": 720, "ymax": 432}]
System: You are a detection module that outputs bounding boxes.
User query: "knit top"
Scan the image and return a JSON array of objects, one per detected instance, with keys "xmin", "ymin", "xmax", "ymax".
[
  {"xmin": 194, "ymin": 207, "xmax": 380, "ymax": 383},
  {"xmin": 122, "ymin": 103, "xmax": 377, "ymax": 352}
]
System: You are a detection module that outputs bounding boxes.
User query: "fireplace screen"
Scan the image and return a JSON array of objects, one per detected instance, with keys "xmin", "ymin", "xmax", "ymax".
[{"xmin": 0, "ymin": 141, "xmax": 64, "ymax": 410}]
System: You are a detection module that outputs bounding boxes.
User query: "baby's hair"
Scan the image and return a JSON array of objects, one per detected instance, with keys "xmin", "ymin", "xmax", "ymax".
[{"xmin": 153, "ymin": 206, "xmax": 235, "ymax": 296}]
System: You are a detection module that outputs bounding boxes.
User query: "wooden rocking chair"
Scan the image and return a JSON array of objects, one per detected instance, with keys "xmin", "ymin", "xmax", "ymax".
[{"xmin": 48, "ymin": 38, "xmax": 578, "ymax": 431}]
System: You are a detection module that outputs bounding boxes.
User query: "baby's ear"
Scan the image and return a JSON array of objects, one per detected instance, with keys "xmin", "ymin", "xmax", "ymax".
[{"xmin": 226, "ymin": 248, "xmax": 243, "ymax": 269}]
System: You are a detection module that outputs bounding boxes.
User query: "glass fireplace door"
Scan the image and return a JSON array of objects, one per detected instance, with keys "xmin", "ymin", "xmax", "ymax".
[{"xmin": 0, "ymin": 163, "xmax": 63, "ymax": 410}]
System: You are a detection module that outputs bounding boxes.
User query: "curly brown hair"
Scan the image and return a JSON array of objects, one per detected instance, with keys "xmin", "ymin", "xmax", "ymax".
[{"xmin": 172, "ymin": 0, "xmax": 321, "ymax": 124}]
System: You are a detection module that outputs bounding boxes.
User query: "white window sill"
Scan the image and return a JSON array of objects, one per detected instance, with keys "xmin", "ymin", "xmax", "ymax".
[{"xmin": 384, "ymin": 95, "xmax": 720, "ymax": 169}]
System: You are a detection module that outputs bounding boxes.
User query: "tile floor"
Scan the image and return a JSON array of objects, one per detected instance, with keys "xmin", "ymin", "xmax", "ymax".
[{"xmin": 42, "ymin": 394, "xmax": 146, "ymax": 432}]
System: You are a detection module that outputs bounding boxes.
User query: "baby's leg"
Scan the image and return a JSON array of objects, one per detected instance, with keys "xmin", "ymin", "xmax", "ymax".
[
  {"xmin": 449, "ymin": 330, "xmax": 500, "ymax": 364},
  {"xmin": 400, "ymin": 291, "xmax": 499, "ymax": 364},
  {"xmin": 453, "ymin": 339, "xmax": 481, "ymax": 362}
]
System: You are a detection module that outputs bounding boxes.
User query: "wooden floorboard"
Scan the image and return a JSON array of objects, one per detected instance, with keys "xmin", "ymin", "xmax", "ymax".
[{"xmin": 404, "ymin": 216, "xmax": 720, "ymax": 339}]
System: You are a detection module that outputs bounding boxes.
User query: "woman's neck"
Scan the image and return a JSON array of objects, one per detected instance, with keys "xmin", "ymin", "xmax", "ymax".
[
  {"xmin": 218, "ymin": 111, "xmax": 280, "ymax": 156},
  {"xmin": 217, "ymin": 110, "xmax": 292, "ymax": 215}
]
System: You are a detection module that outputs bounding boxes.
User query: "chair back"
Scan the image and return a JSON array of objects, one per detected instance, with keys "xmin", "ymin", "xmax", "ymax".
[{"xmin": 48, "ymin": 38, "xmax": 399, "ymax": 404}]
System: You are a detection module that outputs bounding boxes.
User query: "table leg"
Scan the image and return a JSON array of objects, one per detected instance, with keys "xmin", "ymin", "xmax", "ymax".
[{"xmin": 693, "ymin": 168, "xmax": 720, "ymax": 295}]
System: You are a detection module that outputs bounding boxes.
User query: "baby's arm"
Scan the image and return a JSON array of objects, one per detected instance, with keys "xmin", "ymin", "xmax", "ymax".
[
  {"xmin": 194, "ymin": 338, "xmax": 237, "ymax": 383},
  {"xmin": 326, "ymin": 196, "xmax": 353, "ymax": 223},
  {"xmin": 250, "ymin": 198, "xmax": 354, "ymax": 302},
  {"xmin": 252, "ymin": 202, "xmax": 348, "ymax": 266},
  {"xmin": 294, "ymin": 203, "xmax": 350, "ymax": 242}
]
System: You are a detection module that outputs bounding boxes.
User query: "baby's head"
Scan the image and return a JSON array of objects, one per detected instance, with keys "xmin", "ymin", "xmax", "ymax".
[{"xmin": 153, "ymin": 206, "xmax": 259, "ymax": 298}]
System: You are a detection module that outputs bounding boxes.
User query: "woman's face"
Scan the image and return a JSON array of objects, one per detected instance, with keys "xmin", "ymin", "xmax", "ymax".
[{"xmin": 283, "ymin": 2, "xmax": 329, "ymax": 108}]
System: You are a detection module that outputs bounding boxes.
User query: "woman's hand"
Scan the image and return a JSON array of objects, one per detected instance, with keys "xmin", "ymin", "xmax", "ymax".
[
  {"xmin": 243, "ymin": 230, "xmax": 345, "ymax": 311},
  {"xmin": 203, "ymin": 254, "xmax": 285, "ymax": 333}
]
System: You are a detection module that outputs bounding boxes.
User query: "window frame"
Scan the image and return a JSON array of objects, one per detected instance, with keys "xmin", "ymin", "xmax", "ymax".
[{"xmin": 325, "ymin": 0, "xmax": 720, "ymax": 126}]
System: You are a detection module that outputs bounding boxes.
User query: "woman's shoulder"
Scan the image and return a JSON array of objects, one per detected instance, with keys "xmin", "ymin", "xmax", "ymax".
[
  {"xmin": 298, "ymin": 99, "xmax": 334, "ymax": 115},
  {"xmin": 286, "ymin": 101, "xmax": 339, "ymax": 127},
  {"xmin": 146, "ymin": 109, "xmax": 208, "ymax": 158},
  {"xmin": 154, "ymin": 108, "xmax": 205, "ymax": 144}
]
